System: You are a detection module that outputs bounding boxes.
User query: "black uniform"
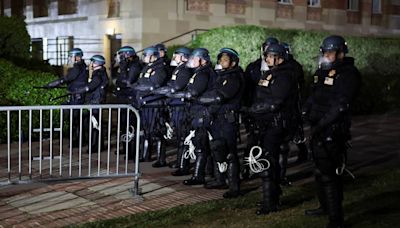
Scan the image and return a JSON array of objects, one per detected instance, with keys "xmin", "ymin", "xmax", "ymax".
[
  {"xmin": 250, "ymin": 61, "xmax": 297, "ymax": 215},
  {"xmin": 303, "ymin": 57, "xmax": 361, "ymax": 227},
  {"xmin": 202, "ymin": 66, "xmax": 244, "ymax": 197},
  {"xmin": 182, "ymin": 62, "xmax": 216, "ymax": 185},
  {"xmin": 134, "ymin": 58, "xmax": 168, "ymax": 162}
]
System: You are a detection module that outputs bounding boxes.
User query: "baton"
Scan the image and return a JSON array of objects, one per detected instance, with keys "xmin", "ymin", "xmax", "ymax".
[{"xmin": 49, "ymin": 93, "xmax": 70, "ymax": 102}]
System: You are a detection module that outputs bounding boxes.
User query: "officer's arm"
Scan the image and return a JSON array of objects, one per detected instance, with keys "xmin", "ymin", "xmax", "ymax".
[
  {"xmin": 86, "ymin": 74, "xmax": 102, "ymax": 92},
  {"xmin": 197, "ymin": 90, "xmax": 221, "ymax": 105},
  {"xmin": 187, "ymin": 72, "xmax": 209, "ymax": 97},
  {"xmin": 46, "ymin": 78, "xmax": 64, "ymax": 88},
  {"xmin": 172, "ymin": 67, "xmax": 192, "ymax": 91},
  {"xmin": 127, "ymin": 62, "xmax": 142, "ymax": 84},
  {"xmin": 269, "ymin": 73, "xmax": 292, "ymax": 110},
  {"xmin": 150, "ymin": 68, "xmax": 168, "ymax": 89},
  {"xmin": 218, "ymin": 76, "xmax": 241, "ymax": 100}
]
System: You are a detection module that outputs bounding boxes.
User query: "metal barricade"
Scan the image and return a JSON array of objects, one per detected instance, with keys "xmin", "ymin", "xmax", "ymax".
[{"xmin": 0, "ymin": 104, "xmax": 141, "ymax": 197}]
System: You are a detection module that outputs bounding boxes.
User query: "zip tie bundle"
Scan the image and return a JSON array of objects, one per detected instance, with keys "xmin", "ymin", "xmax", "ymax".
[
  {"xmin": 336, "ymin": 155, "xmax": 355, "ymax": 179},
  {"xmin": 121, "ymin": 126, "xmax": 135, "ymax": 142},
  {"xmin": 244, "ymin": 146, "xmax": 270, "ymax": 174},
  {"xmin": 207, "ymin": 131, "xmax": 213, "ymax": 141},
  {"xmin": 91, "ymin": 116, "xmax": 100, "ymax": 130},
  {"xmin": 217, "ymin": 161, "xmax": 228, "ymax": 173},
  {"xmin": 183, "ymin": 130, "xmax": 196, "ymax": 160},
  {"xmin": 163, "ymin": 122, "xmax": 174, "ymax": 139}
]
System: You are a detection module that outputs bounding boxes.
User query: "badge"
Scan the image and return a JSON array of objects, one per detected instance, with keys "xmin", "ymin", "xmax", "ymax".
[
  {"xmin": 171, "ymin": 74, "xmax": 177, "ymax": 80},
  {"xmin": 147, "ymin": 69, "xmax": 152, "ymax": 73},
  {"xmin": 324, "ymin": 77, "xmax": 334, "ymax": 85},
  {"xmin": 144, "ymin": 73, "xmax": 150, "ymax": 78},
  {"xmin": 328, "ymin": 69, "xmax": 336, "ymax": 77},
  {"xmin": 223, "ymin": 80, "xmax": 227, "ymax": 86},
  {"xmin": 258, "ymin": 79, "xmax": 269, "ymax": 87},
  {"xmin": 314, "ymin": 76, "xmax": 318, "ymax": 83},
  {"xmin": 266, "ymin": 74, "xmax": 272, "ymax": 81}
]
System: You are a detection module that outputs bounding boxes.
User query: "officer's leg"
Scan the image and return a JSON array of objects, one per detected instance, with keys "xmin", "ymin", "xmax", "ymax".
[
  {"xmin": 242, "ymin": 120, "xmax": 258, "ymax": 180},
  {"xmin": 171, "ymin": 141, "xmax": 190, "ymax": 176},
  {"xmin": 153, "ymin": 108, "xmax": 168, "ymax": 167},
  {"xmin": 153, "ymin": 137, "xmax": 167, "ymax": 167},
  {"xmin": 183, "ymin": 128, "xmax": 208, "ymax": 185},
  {"xmin": 296, "ymin": 142, "xmax": 309, "ymax": 163},
  {"xmin": 279, "ymin": 141, "xmax": 291, "ymax": 186},
  {"xmin": 204, "ymin": 138, "xmax": 228, "ymax": 189},
  {"xmin": 139, "ymin": 108, "xmax": 153, "ymax": 162},
  {"xmin": 88, "ymin": 108, "xmax": 101, "ymax": 153},
  {"xmin": 169, "ymin": 107, "xmax": 182, "ymax": 168},
  {"xmin": 223, "ymin": 152, "xmax": 241, "ymax": 198}
]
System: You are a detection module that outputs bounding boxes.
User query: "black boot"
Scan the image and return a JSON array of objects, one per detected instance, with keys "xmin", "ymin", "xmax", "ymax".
[
  {"xmin": 279, "ymin": 143, "xmax": 291, "ymax": 186},
  {"xmin": 324, "ymin": 183, "xmax": 344, "ymax": 228},
  {"xmin": 223, "ymin": 158, "xmax": 241, "ymax": 198},
  {"xmin": 256, "ymin": 178, "xmax": 278, "ymax": 215},
  {"xmin": 152, "ymin": 139, "xmax": 167, "ymax": 167},
  {"xmin": 183, "ymin": 150, "xmax": 206, "ymax": 185},
  {"xmin": 171, "ymin": 145, "xmax": 190, "ymax": 176},
  {"xmin": 305, "ymin": 181, "xmax": 328, "ymax": 216},
  {"xmin": 204, "ymin": 160, "xmax": 227, "ymax": 189},
  {"xmin": 295, "ymin": 143, "xmax": 309, "ymax": 164}
]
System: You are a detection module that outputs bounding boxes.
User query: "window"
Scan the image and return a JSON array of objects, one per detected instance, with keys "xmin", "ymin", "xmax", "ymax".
[
  {"xmin": 277, "ymin": 0, "xmax": 292, "ymax": 4},
  {"xmin": 31, "ymin": 38, "xmax": 44, "ymax": 61},
  {"xmin": 226, "ymin": 0, "xmax": 246, "ymax": 15},
  {"xmin": 372, "ymin": 0, "xmax": 381, "ymax": 14},
  {"xmin": 11, "ymin": 0, "xmax": 24, "ymax": 17},
  {"xmin": 58, "ymin": 0, "xmax": 77, "ymax": 15},
  {"xmin": 347, "ymin": 0, "xmax": 359, "ymax": 11},
  {"xmin": 108, "ymin": 0, "xmax": 120, "ymax": 18},
  {"xmin": 187, "ymin": 0, "xmax": 210, "ymax": 12},
  {"xmin": 308, "ymin": 0, "xmax": 320, "ymax": 7},
  {"xmin": 56, "ymin": 36, "xmax": 74, "ymax": 65},
  {"xmin": 33, "ymin": 0, "xmax": 48, "ymax": 18}
]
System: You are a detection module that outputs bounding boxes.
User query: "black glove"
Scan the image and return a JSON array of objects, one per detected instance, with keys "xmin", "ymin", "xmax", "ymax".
[
  {"xmin": 167, "ymin": 91, "xmax": 185, "ymax": 99},
  {"xmin": 119, "ymin": 59, "xmax": 128, "ymax": 71},
  {"xmin": 249, "ymin": 103, "xmax": 274, "ymax": 114},
  {"xmin": 46, "ymin": 79, "xmax": 64, "ymax": 88},
  {"xmin": 198, "ymin": 95, "xmax": 221, "ymax": 105},
  {"xmin": 153, "ymin": 86, "xmax": 172, "ymax": 95}
]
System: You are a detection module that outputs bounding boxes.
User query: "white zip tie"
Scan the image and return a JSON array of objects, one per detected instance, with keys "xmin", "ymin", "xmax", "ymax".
[
  {"xmin": 217, "ymin": 161, "xmax": 228, "ymax": 173},
  {"xmin": 336, "ymin": 155, "xmax": 355, "ymax": 179},
  {"xmin": 244, "ymin": 146, "xmax": 270, "ymax": 174},
  {"xmin": 207, "ymin": 131, "xmax": 213, "ymax": 141},
  {"xmin": 183, "ymin": 130, "xmax": 196, "ymax": 160},
  {"xmin": 163, "ymin": 122, "xmax": 174, "ymax": 140},
  {"xmin": 121, "ymin": 126, "xmax": 135, "ymax": 142},
  {"xmin": 91, "ymin": 116, "xmax": 99, "ymax": 130}
]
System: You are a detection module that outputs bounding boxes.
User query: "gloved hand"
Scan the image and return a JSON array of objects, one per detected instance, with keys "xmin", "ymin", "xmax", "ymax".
[
  {"xmin": 249, "ymin": 103, "xmax": 272, "ymax": 114},
  {"xmin": 119, "ymin": 59, "xmax": 128, "ymax": 72},
  {"xmin": 198, "ymin": 95, "xmax": 221, "ymax": 105},
  {"xmin": 153, "ymin": 86, "xmax": 172, "ymax": 95}
]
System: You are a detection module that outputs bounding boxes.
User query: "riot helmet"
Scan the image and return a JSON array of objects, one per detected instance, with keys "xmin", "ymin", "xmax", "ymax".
[
  {"xmin": 67, "ymin": 48, "xmax": 83, "ymax": 66},
  {"xmin": 318, "ymin": 35, "xmax": 348, "ymax": 70},
  {"xmin": 170, "ymin": 47, "xmax": 192, "ymax": 66},
  {"xmin": 264, "ymin": 43, "xmax": 287, "ymax": 67},
  {"xmin": 142, "ymin": 46, "xmax": 160, "ymax": 64},
  {"xmin": 215, "ymin": 47, "xmax": 239, "ymax": 70},
  {"xmin": 155, "ymin": 43, "xmax": 167, "ymax": 58},
  {"xmin": 118, "ymin": 46, "xmax": 136, "ymax": 58},
  {"xmin": 90, "ymin": 55, "xmax": 106, "ymax": 66},
  {"xmin": 186, "ymin": 48, "xmax": 210, "ymax": 69},
  {"xmin": 261, "ymin": 37, "xmax": 279, "ymax": 53}
]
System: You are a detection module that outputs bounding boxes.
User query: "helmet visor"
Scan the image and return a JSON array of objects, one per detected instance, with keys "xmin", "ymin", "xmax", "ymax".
[{"xmin": 186, "ymin": 56, "xmax": 201, "ymax": 68}]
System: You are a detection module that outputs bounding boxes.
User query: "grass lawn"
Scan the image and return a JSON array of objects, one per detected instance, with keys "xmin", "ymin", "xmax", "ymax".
[{"xmin": 75, "ymin": 168, "xmax": 400, "ymax": 228}]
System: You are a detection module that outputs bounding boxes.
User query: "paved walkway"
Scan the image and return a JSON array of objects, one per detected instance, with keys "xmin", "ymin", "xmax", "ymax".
[{"xmin": 0, "ymin": 113, "xmax": 399, "ymax": 227}]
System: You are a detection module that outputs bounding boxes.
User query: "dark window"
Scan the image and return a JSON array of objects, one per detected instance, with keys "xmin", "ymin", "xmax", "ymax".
[
  {"xmin": 31, "ymin": 38, "xmax": 44, "ymax": 61},
  {"xmin": 33, "ymin": 0, "xmax": 48, "ymax": 18},
  {"xmin": 372, "ymin": 0, "xmax": 381, "ymax": 14},
  {"xmin": 11, "ymin": 0, "xmax": 24, "ymax": 17},
  {"xmin": 58, "ymin": 0, "xmax": 77, "ymax": 15},
  {"xmin": 108, "ymin": 0, "xmax": 120, "ymax": 18},
  {"xmin": 347, "ymin": 0, "xmax": 359, "ymax": 11},
  {"xmin": 187, "ymin": 0, "xmax": 210, "ymax": 12},
  {"xmin": 226, "ymin": 0, "xmax": 246, "ymax": 15},
  {"xmin": 56, "ymin": 36, "xmax": 74, "ymax": 65}
]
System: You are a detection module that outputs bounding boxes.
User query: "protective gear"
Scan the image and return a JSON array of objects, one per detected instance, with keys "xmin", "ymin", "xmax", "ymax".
[
  {"xmin": 261, "ymin": 37, "xmax": 279, "ymax": 54},
  {"xmin": 250, "ymin": 103, "xmax": 276, "ymax": 114},
  {"xmin": 69, "ymin": 48, "xmax": 83, "ymax": 57},
  {"xmin": 174, "ymin": 47, "xmax": 191, "ymax": 58},
  {"xmin": 186, "ymin": 48, "xmax": 210, "ymax": 68},
  {"xmin": 280, "ymin": 42, "xmax": 292, "ymax": 55},
  {"xmin": 142, "ymin": 46, "xmax": 160, "ymax": 64},
  {"xmin": 264, "ymin": 43, "xmax": 288, "ymax": 60},
  {"xmin": 260, "ymin": 58, "xmax": 269, "ymax": 72},
  {"xmin": 320, "ymin": 35, "xmax": 348, "ymax": 54},
  {"xmin": 217, "ymin": 48, "xmax": 240, "ymax": 66},
  {"xmin": 198, "ymin": 92, "xmax": 222, "ymax": 105},
  {"xmin": 155, "ymin": 43, "xmax": 167, "ymax": 53},
  {"xmin": 152, "ymin": 139, "xmax": 167, "ymax": 167},
  {"xmin": 214, "ymin": 64, "xmax": 223, "ymax": 70},
  {"xmin": 46, "ymin": 78, "xmax": 64, "ymax": 88},
  {"xmin": 118, "ymin": 46, "xmax": 136, "ymax": 57},
  {"xmin": 90, "ymin": 55, "xmax": 106, "ymax": 66},
  {"xmin": 183, "ymin": 149, "xmax": 207, "ymax": 185}
]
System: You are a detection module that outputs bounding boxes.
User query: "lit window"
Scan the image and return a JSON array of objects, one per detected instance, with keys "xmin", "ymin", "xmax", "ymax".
[
  {"xmin": 278, "ymin": 0, "xmax": 292, "ymax": 4},
  {"xmin": 347, "ymin": 0, "xmax": 359, "ymax": 11},
  {"xmin": 372, "ymin": 0, "xmax": 381, "ymax": 14},
  {"xmin": 308, "ymin": 0, "xmax": 320, "ymax": 7},
  {"xmin": 108, "ymin": 0, "xmax": 120, "ymax": 18}
]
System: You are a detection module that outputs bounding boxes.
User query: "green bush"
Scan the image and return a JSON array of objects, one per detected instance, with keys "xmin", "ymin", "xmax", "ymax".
[
  {"xmin": 0, "ymin": 59, "xmax": 65, "ymax": 143},
  {"xmin": 0, "ymin": 16, "xmax": 30, "ymax": 59},
  {"xmin": 186, "ymin": 25, "xmax": 400, "ymax": 114}
]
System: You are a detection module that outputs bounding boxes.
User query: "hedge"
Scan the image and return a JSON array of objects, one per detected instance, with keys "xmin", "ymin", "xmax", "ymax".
[
  {"xmin": 178, "ymin": 25, "xmax": 400, "ymax": 114},
  {"xmin": 0, "ymin": 16, "xmax": 30, "ymax": 59},
  {"xmin": 0, "ymin": 59, "xmax": 65, "ymax": 142}
]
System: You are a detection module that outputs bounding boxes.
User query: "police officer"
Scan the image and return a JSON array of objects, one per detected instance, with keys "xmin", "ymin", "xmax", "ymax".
[
  {"xmin": 149, "ymin": 47, "xmax": 193, "ymax": 171},
  {"xmin": 155, "ymin": 43, "xmax": 173, "ymax": 77},
  {"xmin": 46, "ymin": 48, "xmax": 88, "ymax": 146},
  {"xmin": 132, "ymin": 46, "xmax": 168, "ymax": 162},
  {"xmin": 303, "ymin": 35, "xmax": 361, "ymax": 228},
  {"xmin": 249, "ymin": 43, "xmax": 297, "ymax": 215},
  {"xmin": 115, "ymin": 46, "xmax": 142, "ymax": 159},
  {"xmin": 74, "ymin": 55, "xmax": 109, "ymax": 153},
  {"xmin": 242, "ymin": 37, "xmax": 279, "ymax": 179},
  {"xmin": 199, "ymin": 48, "xmax": 244, "ymax": 198},
  {"xmin": 171, "ymin": 48, "xmax": 215, "ymax": 185}
]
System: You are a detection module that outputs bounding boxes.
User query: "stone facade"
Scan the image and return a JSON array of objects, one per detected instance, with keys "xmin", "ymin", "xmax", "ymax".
[{"xmin": 1, "ymin": 0, "xmax": 399, "ymax": 70}]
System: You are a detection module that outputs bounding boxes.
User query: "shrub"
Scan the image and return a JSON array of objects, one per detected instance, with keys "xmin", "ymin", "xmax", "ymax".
[
  {"xmin": 186, "ymin": 25, "xmax": 400, "ymax": 114},
  {"xmin": 0, "ymin": 16, "xmax": 30, "ymax": 59}
]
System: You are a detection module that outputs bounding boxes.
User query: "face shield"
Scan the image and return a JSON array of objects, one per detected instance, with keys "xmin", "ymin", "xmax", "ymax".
[
  {"xmin": 318, "ymin": 50, "xmax": 336, "ymax": 70},
  {"xmin": 170, "ymin": 53, "xmax": 183, "ymax": 67},
  {"xmin": 186, "ymin": 56, "xmax": 201, "ymax": 69},
  {"xmin": 67, "ymin": 55, "xmax": 77, "ymax": 67},
  {"xmin": 265, "ymin": 53, "xmax": 280, "ymax": 68},
  {"xmin": 260, "ymin": 56, "xmax": 269, "ymax": 72},
  {"xmin": 142, "ymin": 53, "xmax": 152, "ymax": 64}
]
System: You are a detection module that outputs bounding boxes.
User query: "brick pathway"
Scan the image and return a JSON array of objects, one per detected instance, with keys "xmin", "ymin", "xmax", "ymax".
[{"xmin": 0, "ymin": 113, "xmax": 399, "ymax": 227}]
